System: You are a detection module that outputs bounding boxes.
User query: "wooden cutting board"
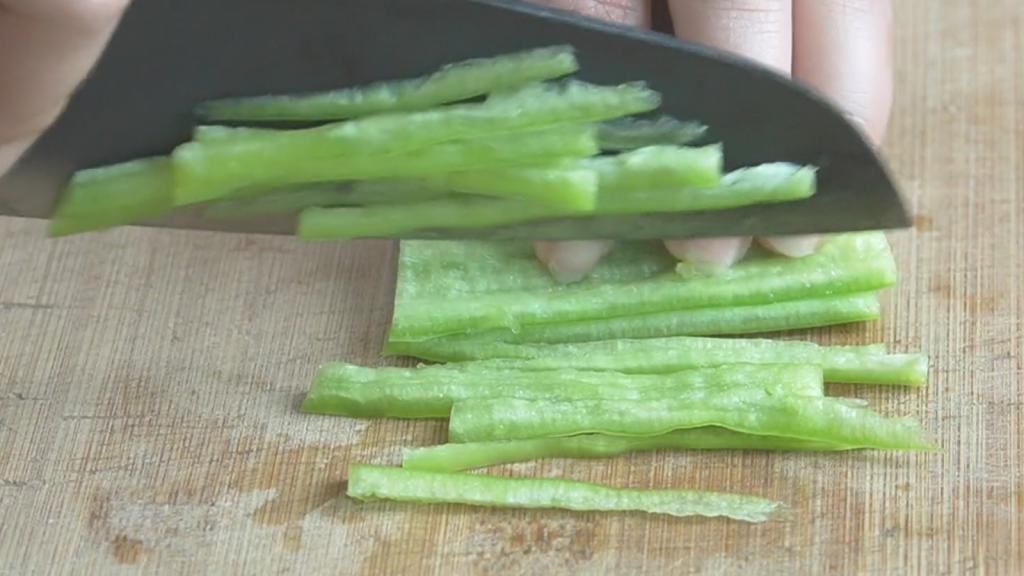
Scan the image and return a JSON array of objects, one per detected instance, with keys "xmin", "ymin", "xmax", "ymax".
[{"xmin": 0, "ymin": 1, "xmax": 1020, "ymax": 573}]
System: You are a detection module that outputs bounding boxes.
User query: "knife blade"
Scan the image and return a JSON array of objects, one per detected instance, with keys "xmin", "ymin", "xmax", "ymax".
[{"xmin": 0, "ymin": 0, "xmax": 910, "ymax": 240}]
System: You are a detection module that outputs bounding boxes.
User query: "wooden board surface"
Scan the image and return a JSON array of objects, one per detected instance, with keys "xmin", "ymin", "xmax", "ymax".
[{"xmin": 1, "ymin": 1, "xmax": 1021, "ymax": 574}]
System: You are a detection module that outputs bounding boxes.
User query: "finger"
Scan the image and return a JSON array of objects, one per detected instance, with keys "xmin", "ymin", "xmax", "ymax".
[
  {"xmin": 664, "ymin": 236, "xmax": 753, "ymax": 268},
  {"xmin": 666, "ymin": 0, "xmax": 792, "ymax": 266},
  {"xmin": 757, "ymin": 234, "xmax": 822, "ymax": 257},
  {"xmin": 0, "ymin": 0, "xmax": 130, "ymax": 174},
  {"xmin": 530, "ymin": 0, "xmax": 649, "ymax": 282},
  {"xmin": 792, "ymin": 0, "xmax": 893, "ymax": 145},
  {"xmin": 534, "ymin": 240, "xmax": 616, "ymax": 283}
]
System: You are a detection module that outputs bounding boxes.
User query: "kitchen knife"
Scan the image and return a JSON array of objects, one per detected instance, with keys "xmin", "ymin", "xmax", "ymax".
[{"xmin": 0, "ymin": 0, "xmax": 911, "ymax": 240}]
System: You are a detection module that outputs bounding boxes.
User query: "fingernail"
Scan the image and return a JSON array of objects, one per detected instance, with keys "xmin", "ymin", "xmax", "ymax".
[
  {"xmin": 534, "ymin": 240, "xmax": 614, "ymax": 284},
  {"xmin": 664, "ymin": 237, "xmax": 752, "ymax": 268},
  {"xmin": 758, "ymin": 235, "xmax": 823, "ymax": 258}
]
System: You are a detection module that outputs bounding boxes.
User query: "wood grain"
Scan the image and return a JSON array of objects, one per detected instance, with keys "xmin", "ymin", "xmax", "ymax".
[{"xmin": 1, "ymin": 1, "xmax": 1021, "ymax": 573}]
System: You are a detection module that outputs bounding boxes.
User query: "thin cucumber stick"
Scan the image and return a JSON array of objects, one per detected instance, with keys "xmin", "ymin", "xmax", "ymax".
[
  {"xmin": 597, "ymin": 116, "xmax": 708, "ymax": 150},
  {"xmin": 390, "ymin": 337, "xmax": 887, "ymax": 364},
  {"xmin": 300, "ymin": 363, "xmax": 824, "ymax": 418},
  {"xmin": 297, "ymin": 196, "xmax": 569, "ymax": 240},
  {"xmin": 202, "ymin": 181, "xmax": 456, "ymax": 219},
  {"xmin": 388, "ymin": 291, "xmax": 882, "ymax": 346},
  {"xmin": 199, "ymin": 45, "xmax": 579, "ymax": 121},
  {"xmin": 347, "ymin": 464, "xmax": 783, "ymax": 522},
  {"xmin": 403, "ymin": 430, "xmax": 849, "ymax": 472},
  {"xmin": 425, "ymin": 166, "xmax": 598, "ymax": 209},
  {"xmin": 49, "ymin": 157, "xmax": 176, "ymax": 237},
  {"xmin": 386, "ymin": 337, "xmax": 928, "ymax": 386},
  {"xmin": 586, "ymin": 144, "xmax": 724, "ymax": 193},
  {"xmin": 594, "ymin": 162, "xmax": 817, "ymax": 215},
  {"xmin": 174, "ymin": 80, "xmax": 657, "ymax": 204},
  {"xmin": 188, "ymin": 125, "xmax": 599, "ymax": 210},
  {"xmin": 448, "ymin": 396, "xmax": 935, "ymax": 450}
]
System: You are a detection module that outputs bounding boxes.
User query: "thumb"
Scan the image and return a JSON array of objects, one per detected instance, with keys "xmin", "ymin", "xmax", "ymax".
[{"xmin": 0, "ymin": 0, "xmax": 130, "ymax": 175}]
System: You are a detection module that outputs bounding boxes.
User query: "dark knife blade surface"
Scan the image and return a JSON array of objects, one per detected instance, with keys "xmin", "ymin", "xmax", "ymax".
[{"xmin": 0, "ymin": 0, "xmax": 910, "ymax": 240}]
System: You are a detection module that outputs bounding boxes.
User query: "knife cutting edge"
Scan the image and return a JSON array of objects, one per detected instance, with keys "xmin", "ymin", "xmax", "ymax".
[{"xmin": 0, "ymin": 0, "xmax": 911, "ymax": 241}]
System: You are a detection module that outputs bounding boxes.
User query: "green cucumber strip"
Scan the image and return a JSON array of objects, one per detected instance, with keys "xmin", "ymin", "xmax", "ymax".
[
  {"xmin": 193, "ymin": 125, "xmax": 274, "ymax": 143},
  {"xmin": 198, "ymin": 45, "xmax": 579, "ymax": 121},
  {"xmin": 204, "ymin": 181, "xmax": 460, "ymax": 219},
  {"xmin": 300, "ymin": 363, "xmax": 824, "ymax": 418},
  {"xmin": 347, "ymin": 464, "xmax": 783, "ymax": 522},
  {"xmin": 421, "ymin": 166, "xmax": 599, "ymax": 209},
  {"xmin": 594, "ymin": 162, "xmax": 816, "ymax": 215},
  {"xmin": 403, "ymin": 430, "xmax": 848, "ymax": 472},
  {"xmin": 296, "ymin": 196, "xmax": 565, "ymax": 240},
  {"xmin": 388, "ymin": 291, "xmax": 881, "ymax": 350},
  {"xmin": 389, "ymin": 337, "xmax": 883, "ymax": 363},
  {"xmin": 387, "ymin": 232, "xmax": 896, "ymax": 342},
  {"xmin": 818, "ymin": 349, "xmax": 929, "ymax": 386},
  {"xmin": 189, "ymin": 124, "xmax": 599, "ymax": 209},
  {"xmin": 386, "ymin": 337, "xmax": 928, "ymax": 386},
  {"xmin": 467, "ymin": 291, "xmax": 881, "ymax": 341},
  {"xmin": 173, "ymin": 80, "xmax": 657, "ymax": 204},
  {"xmin": 586, "ymin": 144, "xmax": 724, "ymax": 193},
  {"xmin": 48, "ymin": 157, "xmax": 176, "ymax": 237},
  {"xmin": 446, "ymin": 291, "xmax": 882, "ymax": 342},
  {"xmin": 448, "ymin": 396, "xmax": 935, "ymax": 450},
  {"xmin": 203, "ymin": 184, "xmax": 353, "ymax": 218},
  {"xmin": 597, "ymin": 116, "xmax": 708, "ymax": 150}
]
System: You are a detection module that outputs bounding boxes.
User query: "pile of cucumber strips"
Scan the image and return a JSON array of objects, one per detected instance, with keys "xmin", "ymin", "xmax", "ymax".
[{"xmin": 51, "ymin": 46, "xmax": 931, "ymax": 522}]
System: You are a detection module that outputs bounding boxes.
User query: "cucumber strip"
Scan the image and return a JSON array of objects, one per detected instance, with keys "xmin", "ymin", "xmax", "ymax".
[
  {"xmin": 420, "ymin": 292, "xmax": 881, "ymax": 343},
  {"xmin": 586, "ymin": 144, "xmax": 724, "ymax": 193},
  {"xmin": 296, "ymin": 196, "xmax": 567, "ymax": 240},
  {"xmin": 48, "ymin": 157, "xmax": 176, "ymax": 237},
  {"xmin": 193, "ymin": 125, "xmax": 274, "ymax": 143},
  {"xmin": 594, "ymin": 162, "xmax": 816, "ymax": 215},
  {"xmin": 347, "ymin": 464, "xmax": 783, "ymax": 522},
  {"xmin": 300, "ymin": 363, "xmax": 824, "ymax": 418},
  {"xmin": 389, "ymin": 337, "xmax": 883, "ymax": 364},
  {"xmin": 203, "ymin": 184, "xmax": 354, "ymax": 218},
  {"xmin": 387, "ymin": 232, "xmax": 896, "ymax": 342},
  {"xmin": 385, "ymin": 337, "xmax": 928, "ymax": 386},
  {"xmin": 421, "ymin": 166, "xmax": 599, "ymax": 209},
  {"xmin": 188, "ymin": 124, "xmax": 599, "ymax": 207},
  {"xmin": 198, "ymin": 45, "xmax": 579, "ymax": 121},
  {"xmin": 390, "ymin": 292, "xmax": 881, "ymax": 353},
  {"xmin": 818, "ymin": 349, "xmax": 930, "ymax": 386},
  {"xmin": 173, "ymin": 80, "xmax": 657, "ymax": 204},
  {"xmin": 203, "ymin": 180, "xmax": 464, "ymax": 219},
  {"xmin": 448, "ymin": 396, "xmax": 935, "ymax": 450},
  {"xmin": 597, "ymin": 116, "xmax": 708, "ymax": 150},
  {"xmin": 403, "ymin": 431, "xmax": 848, "ymax": 472}
]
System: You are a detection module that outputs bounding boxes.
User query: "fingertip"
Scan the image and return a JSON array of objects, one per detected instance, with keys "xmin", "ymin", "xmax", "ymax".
[
  {"xmin": 664, "ymin": 237, "xmax": 752, "ymax": 268},
  {"xmin": 534, "ymin": 240, "xmax": 615, "ymax": 284},
  {"xmin": 758, "ymin": 234, "xmax": 823, "ymax": 258}
]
